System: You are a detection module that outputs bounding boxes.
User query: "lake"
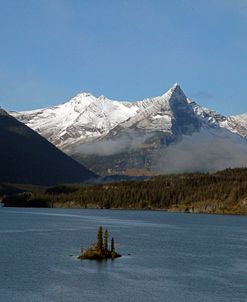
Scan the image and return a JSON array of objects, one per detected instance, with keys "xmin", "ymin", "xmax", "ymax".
[{"xmin": 0, "ymin": 208, "xmax": 246, "ymax": 302}]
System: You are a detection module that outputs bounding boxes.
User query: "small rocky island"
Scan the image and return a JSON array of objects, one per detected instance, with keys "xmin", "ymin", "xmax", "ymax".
[{"xmin": 78, "ymin": 226, "xmax": 121, "ymax": 260}]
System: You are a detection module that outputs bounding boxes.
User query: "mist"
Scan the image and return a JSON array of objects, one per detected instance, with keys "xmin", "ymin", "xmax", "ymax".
[
  {"xmin": 75, "ymin": 126, "xmax": 247, "ymax": 174},
  {"xmin": 75, "ymin": 129, "xmax": 154, "ymax": 156},
  {"xmin": 153, "ymin": 130, "xmax": 247, "ymax": 174}
]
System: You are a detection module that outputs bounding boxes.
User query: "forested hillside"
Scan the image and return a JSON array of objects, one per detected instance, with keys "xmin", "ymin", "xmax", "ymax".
[{"xmin": 3, "ymin": 168, "xmax": 247, "ymax": 214}]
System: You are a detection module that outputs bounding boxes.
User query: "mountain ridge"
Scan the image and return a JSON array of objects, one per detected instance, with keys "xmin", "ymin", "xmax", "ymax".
[
  {"xmin": 11, "ymin": 84, "xmax": 247, "ymax": 148},
  {"xmin": 10, "ymin": 84, "xmax": 247, "ymax": 175}
]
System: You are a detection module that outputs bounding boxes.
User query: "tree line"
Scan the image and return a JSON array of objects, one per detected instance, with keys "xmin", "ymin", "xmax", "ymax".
[{"xmin": 3, "ymin": 168, "xmax": 247, "ymax": 214}]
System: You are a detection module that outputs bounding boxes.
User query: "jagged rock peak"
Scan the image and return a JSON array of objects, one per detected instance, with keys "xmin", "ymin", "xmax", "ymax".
[
  {"xmin": 163, "ymin": 83, "xmax": 187, "ymax": 104},
  {"xmin": 170, "ymin": 82, "xmax": 186, "ymax": 95},
  {"xmin": 171, "ymin": 82, "xmax": 181, "ymax": 89}
]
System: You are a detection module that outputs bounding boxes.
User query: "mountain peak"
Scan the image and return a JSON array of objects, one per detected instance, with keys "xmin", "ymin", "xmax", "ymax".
[
  {"xmin": 77, "ymin": 92, "xmax": 93, "ymax": 97},
  {"xmin": 170, "ymin": 83, "xmax": 185, "ymax": 95},
  {"xmin": 172, "ymin": 82, "xmax": 180, "ymax": 89},
  {"xmin": 162, "ymin": 83, "xmax": 187, "ymax": 103},
  {"xmin": 68, "ymin": 92, "xmax": 97, "ymax": 108}
]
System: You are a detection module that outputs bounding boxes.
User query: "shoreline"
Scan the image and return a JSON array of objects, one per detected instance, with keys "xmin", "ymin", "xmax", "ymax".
[{"xmin": 1, "ymin": 204, "xmax": 246, "ymax": 216}]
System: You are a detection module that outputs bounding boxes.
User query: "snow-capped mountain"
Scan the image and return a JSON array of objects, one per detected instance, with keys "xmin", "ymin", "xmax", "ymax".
[
  {"xmin": 10, "ymin": 84, "xmax": 247, "ymax": 175},
  {"xmin": 107, "ymin": 84, "xmax": 201, "ymax": 136},
  {"xmin": 11, "ymin": 93, "xmax": 141, "ymax": 150}
]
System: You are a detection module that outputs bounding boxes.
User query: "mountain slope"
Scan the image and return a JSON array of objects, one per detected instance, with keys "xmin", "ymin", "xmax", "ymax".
[
  {"xmin": 11, "ymin": 84, "xmax": 247, "ymax": 150},
  {"xmin": 11, "ymin": 93, "xmax": 141, "ymax": 151},
  {"xmin": 0, "ymin": 108, "xmax": 96, "ymax": 185},
  {"xmin": 10, "ymin": 84, "xmax": 247, "ymax": 175},
  {"xmin": 72, "ymin": 85, "xmax": 247, "ymax": 175}
]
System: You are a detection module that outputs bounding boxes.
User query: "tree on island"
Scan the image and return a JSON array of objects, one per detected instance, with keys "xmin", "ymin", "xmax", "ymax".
[
  {"xmin": 111, "ymin": 237, "xmax": 115, "ymax": 253},
  {"xmin": 78, "ymin": 226, "xmax": 121, "ymax": 260},
  {"xmin": 104, "ymin": 228, "xmax": 109, "ymax": 252},
  {"xmin": 96, "ymin": 226, "xmax": 103, "ymax": 253}
]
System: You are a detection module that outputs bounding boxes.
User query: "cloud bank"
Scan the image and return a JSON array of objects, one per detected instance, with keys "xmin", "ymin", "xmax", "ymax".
[{"xmin": 153, "ymin": 130, "xmax": 247, "ymax": 174}]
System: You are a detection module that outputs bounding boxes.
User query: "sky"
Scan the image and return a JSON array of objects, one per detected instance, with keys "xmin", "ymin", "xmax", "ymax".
[{"xmin": 0, "ymin": 0, "xmax": 247, "ymax": 115}]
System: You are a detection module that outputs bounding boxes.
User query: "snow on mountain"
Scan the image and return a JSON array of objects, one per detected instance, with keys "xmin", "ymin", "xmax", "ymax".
[
  {"xmin": 11, "ymin": 92, "xmax": 140, "ymax": 150},
  {"xmin": 226, "ymin": 114, "xmax": 247, "ymax": 137},
  {"xmin": 112, "ymin": 83, "xmax": 200, "ymax": 134},
  {"xmin": 10, "ymin": 83, "xmax": 247, "ymax": 175},
  {"xmin": 189, "ymin": 99, "xmax": 247, "ymax": 138},
  {"xmin": 10, "ymin": 83, "xmax": 247, "ymax": 154}
]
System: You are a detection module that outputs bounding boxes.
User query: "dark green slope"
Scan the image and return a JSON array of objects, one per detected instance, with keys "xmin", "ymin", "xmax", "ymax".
[{"xmin": 0, "ymin": 108, "xmax": 96, "ymax": 185}]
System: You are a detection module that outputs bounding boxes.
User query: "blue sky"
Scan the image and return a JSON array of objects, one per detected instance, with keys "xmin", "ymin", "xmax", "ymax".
[{"xmin": 0, "ymin": 0, "xmax": 247, "ymax": 115}]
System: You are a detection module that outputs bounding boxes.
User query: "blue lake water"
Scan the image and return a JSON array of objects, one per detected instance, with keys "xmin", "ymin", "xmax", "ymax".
[{"xmin": 0, "ymin": 208, "xmax": 246, "ymax": 302}]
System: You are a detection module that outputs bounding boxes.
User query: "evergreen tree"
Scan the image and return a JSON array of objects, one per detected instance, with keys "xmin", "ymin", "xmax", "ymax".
[
  {"xmin": 111, "ymin": 237, "xmax": 115, "ymax": 253},
  {"xmin": 96, "ymin": 226, "xmax": 103, "ymax": 254},
  {"xmin": 104, "ymin": 229, "xmax": 109, "ymax": 252}
]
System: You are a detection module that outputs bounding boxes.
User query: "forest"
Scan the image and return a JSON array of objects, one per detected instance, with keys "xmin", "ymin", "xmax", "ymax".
[{"xmin": 2, "ymin": 168, "xmax": 247, "ymax": 215}]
